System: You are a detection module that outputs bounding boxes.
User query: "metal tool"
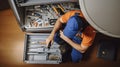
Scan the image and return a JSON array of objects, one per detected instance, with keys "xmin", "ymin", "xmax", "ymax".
[{"xmin": 48, "ymin": 41, "xmax": 52, "ymax": 50}]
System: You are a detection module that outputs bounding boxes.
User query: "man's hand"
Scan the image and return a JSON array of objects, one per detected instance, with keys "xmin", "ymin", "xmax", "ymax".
[
  {"xmin": 59, "ymin": 30, "xmax": 69, "ymax": 41},
  {"xmin": 46, "ymin": 34, "xmax": 54, "ymax": 47}
]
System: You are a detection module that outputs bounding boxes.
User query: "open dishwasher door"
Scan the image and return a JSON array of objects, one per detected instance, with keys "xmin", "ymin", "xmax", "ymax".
[{"xmin": 79, "ymin": 0, "xmax": 120, "ymax": 38}]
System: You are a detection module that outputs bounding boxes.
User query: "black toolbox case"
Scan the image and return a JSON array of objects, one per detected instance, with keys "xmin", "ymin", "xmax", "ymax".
[{"xmin": 9, "ymin": 0, "xmax": 79, "ymax": 64}]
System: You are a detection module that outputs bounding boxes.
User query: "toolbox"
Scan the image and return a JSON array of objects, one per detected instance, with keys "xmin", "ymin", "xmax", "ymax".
[
  {"xmin": 9, "ymin": 0, "xmax": 79, "ymax": 64},
  {"xmin": 24, "ymin": 33, "xmax": 62, "ymax": 64}
]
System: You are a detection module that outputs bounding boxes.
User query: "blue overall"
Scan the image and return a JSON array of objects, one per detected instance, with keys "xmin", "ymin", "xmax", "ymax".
[{"xmin": 54, "ymin": 15, "xmax": 83, "ymax": 63}]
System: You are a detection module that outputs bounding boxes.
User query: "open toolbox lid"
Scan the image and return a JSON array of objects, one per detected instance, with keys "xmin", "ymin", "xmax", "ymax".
[
  {"xmin": 9, "ymin": 0, "xmax": 79, "ymax": 32},
  {"xmin": 79, "ymin": 0, "xmax": 120, "ymax": 38}
]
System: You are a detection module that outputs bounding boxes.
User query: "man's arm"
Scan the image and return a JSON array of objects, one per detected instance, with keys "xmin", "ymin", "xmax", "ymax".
[
  {"xmin": 60, "ymin": 30, "xmax": 89, "ymax": 53},
  {"xmin": 50, "ymin": 18, "xmax": 62, "ymax": 36},
  {"xmin": 46, "ymin": 18, "xmax": 63, "ymax": 45}
]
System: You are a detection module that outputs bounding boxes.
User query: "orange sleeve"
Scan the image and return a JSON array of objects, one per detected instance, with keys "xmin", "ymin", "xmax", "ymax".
[
  {"xmin": 81, "ymin": 26, "xmax": 96, "ymax": 46},
  {"xmin": 60, "ymin": 10, "xmax": 83, "ymax": 23}
]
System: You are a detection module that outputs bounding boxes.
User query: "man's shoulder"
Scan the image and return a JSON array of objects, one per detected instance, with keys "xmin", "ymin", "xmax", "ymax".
[
  {"xmin": 60, "ymin": 10, "xmax": 83, "ymax": 23},
  {"xmin": 82, "ymin": 25, "xmax": 96, "ymax": 36},
  {"xmin": 85, "ymin": 26, "xmax": 95, "ymax": 31}
]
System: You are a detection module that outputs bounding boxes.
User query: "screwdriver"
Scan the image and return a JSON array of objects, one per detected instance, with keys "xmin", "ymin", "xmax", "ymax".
[
  {"xmin": 48, "ymin": 41, "xmax": 51, "ymax": 50},
  {"xmin": 52, "ymin": 5, "xmax": 59, "ymax": 14},
  {"xmin": 58, "ymin": 4, "xmax": 65, "ymax": 12}
]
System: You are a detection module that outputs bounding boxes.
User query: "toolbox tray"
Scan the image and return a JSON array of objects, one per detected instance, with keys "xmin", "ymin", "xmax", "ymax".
[{"xmin": 24, "ymin": 33, "xmax": 62, "ymax": 64}]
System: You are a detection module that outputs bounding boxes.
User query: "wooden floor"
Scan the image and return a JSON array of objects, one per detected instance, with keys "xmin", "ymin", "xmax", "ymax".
[{"xmin": 0, "ymin": 9, "xmax": 120, "ymax": 67}]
